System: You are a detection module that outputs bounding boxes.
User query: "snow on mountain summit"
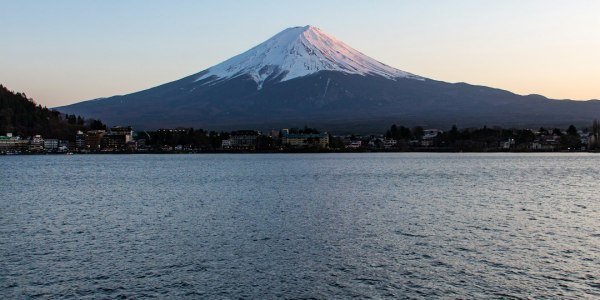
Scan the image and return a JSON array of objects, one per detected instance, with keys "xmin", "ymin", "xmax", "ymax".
[{"xmin": 195, "ymin": 25, "xmax": 422, "ymax": 89}]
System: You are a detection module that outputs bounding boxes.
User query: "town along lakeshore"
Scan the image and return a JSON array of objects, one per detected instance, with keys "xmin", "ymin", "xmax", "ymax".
[{"xmin": 2, "ymin": 122, "xmax": 599, "ymax": 155}]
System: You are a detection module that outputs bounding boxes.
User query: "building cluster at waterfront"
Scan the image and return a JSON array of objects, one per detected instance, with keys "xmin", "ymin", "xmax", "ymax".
[
  {"xmin": 1, "ymin": 133, "xmax": 69, "ymax": 154},
  {"xmin": 0, "ymin": 126, "xmax": 330, "ymax": 154},
  {"xmin": 0, "ymin": 126, "xmax": 134, "ymax": 154},
  {"xmin": 221, "ymin": 128, "xmax": 330, "ymax": 150},
  {"xmin": 2, "ymin": 123, "xmax": 600, "ymax": 154}
]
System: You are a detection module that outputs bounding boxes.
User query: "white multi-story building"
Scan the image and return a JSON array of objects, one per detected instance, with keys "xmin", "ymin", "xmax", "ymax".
[
  {"xmin": 29, "ymin": 135, "xmax": 44, "ymax": 152},
  {"xmin": 44, "ymin": 139, "xmax": 59, "ymax": 151}
]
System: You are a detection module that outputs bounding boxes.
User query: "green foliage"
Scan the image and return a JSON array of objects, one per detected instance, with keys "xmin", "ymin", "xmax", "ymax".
[
  {"xmin": 256, "ymin": 135, "xmax": 274, "ymax": 150},
  {"xmin": 89, "ymin": 119, "xmax": 107, "ymax": 130},
  {"xmin": 383, "ymin": 123, "xmax": 584, "ymax": 151},
  {"xmin": 329, "ymin": 136, "xmax": 345, "ymax": 149},
  {"xmin": 412, "ymin": 126, "xmax": 424, "ymax": 140},
  {"xmin": 566, "ymin": 125, "xmax": 578, "ymax": 136},
  {"xmin": 552, "ymin": 128, "xmax": 563, "ymax": 136},
  {"xmin": 590, "ymin": 120, "xmax": 600, "ymax": 150},
  {"xmin": 561, "ymin": 124, "xmax": 581, "ymax": 150},
  {"xmin": 0, "ymin": 84, "xmax": 96, "ymax": 140},
  {"xmin": 386, "ymin": 124, "xmax": 412, "ymax": 140}
]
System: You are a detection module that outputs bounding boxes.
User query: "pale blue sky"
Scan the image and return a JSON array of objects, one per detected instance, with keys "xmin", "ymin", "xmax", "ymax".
[{"xmin": 1, "ymin": 0, "xmax": 599, "ymax": 107}]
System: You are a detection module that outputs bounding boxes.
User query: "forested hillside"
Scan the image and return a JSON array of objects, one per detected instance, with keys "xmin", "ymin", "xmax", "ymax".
[{"xmin": 0, "ymin": 85, "xmax": 104, "ymax": 140}]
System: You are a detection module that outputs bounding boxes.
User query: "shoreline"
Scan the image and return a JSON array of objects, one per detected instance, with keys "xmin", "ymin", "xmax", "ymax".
[{"xmin": 3, "ymin": 149, "xmax": 599, "ymax": 155}]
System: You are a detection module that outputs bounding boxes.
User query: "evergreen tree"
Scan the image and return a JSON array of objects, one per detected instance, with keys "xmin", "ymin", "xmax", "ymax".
[
  {"xmin": 89, "ymin": 119, "xmax": 106, "ymax": 130},
  {"xmin": 412, "ymin": 126, "xmax": 424, "ymax": 140},
  {"xmin": 566, "ymin": 125, "xmax": 578, "ymax": 136},
  {"xmin": 561, "ymin": 125, "xmax": 581, "ymax": 150},
  {"xmin": 552, "ymin": 128, "xmax": 563, "ymax": 136},
  {"xmin": 591, "ymin": 120, "xmax": 600, "ymax": 150},
  {"xmin": 0, "ymin": 84, "xmax": 97, "ymax": 139}
]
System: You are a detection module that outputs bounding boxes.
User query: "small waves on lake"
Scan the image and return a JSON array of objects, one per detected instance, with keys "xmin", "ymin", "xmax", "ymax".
[{"xmin": 1, "ymin": 153, "xmax": 600, "ymax": 298}]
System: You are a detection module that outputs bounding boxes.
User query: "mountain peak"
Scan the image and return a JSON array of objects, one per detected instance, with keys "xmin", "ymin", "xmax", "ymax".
[
  {"xmin": 296, "ymin": 25, "xmax": 322, "ymax": 33},
  {"xmin": 195, "ymin": 25, "xmax": 422, "ymax": 89}
]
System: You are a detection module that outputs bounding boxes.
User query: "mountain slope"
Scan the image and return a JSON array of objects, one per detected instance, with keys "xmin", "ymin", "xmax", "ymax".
[
  {"xmin": 196, "ymin": 25, "xmax": 421, "ymax": 89},
  {"xmin": 56, "ymin": 25, "xmax": 600, "ymax": 132}
]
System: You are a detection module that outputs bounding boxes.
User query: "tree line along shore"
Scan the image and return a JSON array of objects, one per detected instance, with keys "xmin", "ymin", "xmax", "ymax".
[{"xmin": 2, "ymin": 84, "xmax": 600, "ymax": 154}]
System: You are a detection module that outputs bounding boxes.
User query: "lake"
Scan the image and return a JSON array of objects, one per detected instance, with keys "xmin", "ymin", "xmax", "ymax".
[{"xmin": 1, "ymin": 153, "xmax": 600, "ymax": 298}]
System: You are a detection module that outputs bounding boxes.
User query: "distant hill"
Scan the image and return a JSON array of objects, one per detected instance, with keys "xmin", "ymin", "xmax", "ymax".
[
  {"xmin": 0, "ymin": 84, "xmax": 105, "ymax": 139},
  {"xmin": 56, "ymin": 26, "xmax": 600, "ymax": 132}
]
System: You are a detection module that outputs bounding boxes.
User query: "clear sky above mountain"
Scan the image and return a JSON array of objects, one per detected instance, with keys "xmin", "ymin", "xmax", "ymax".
[{"xmin": 1, "ymin": 0, "xmax": 598, "ymax": 107}]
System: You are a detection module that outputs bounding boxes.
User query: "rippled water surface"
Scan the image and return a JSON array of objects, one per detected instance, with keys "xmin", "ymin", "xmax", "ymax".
[{"xmin": 2, "ymin": 153, "xmax": 600, "ymax": 298}]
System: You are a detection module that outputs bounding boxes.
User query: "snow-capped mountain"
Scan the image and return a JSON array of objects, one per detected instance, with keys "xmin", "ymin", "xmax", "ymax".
[
  {"xmin": 196, "ymin": 26, "xmax": 422, "ymax": 89},
  {"xmin": 56, "ymin": 25, "xmax": 600, "ymax": 132}
]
